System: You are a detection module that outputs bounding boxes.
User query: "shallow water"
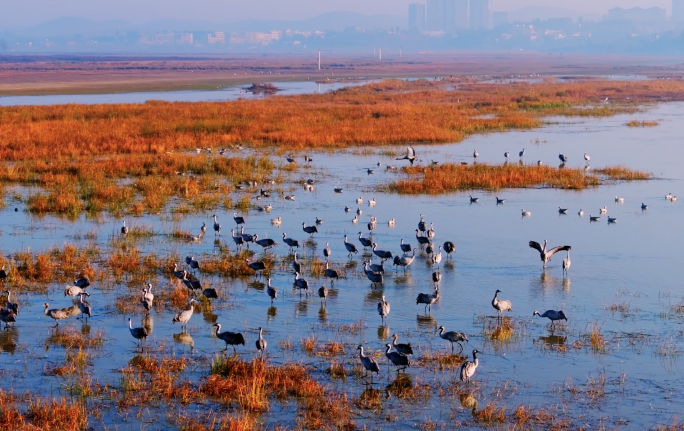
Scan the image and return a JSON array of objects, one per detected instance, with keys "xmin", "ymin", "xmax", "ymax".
[
  {"xmin": 1, "ymin": 101, "xmax": 683, "ymax": 429},
  {"xmin": 0, "ymin": 79, "xmax": 376, "ymax": 106}
]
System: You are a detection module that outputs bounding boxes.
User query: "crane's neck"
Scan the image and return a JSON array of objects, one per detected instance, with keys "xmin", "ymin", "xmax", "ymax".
[
  {"xmin": 129, "ymin": 320, "xmax": 133, "ymax": 329},
  {"xmin": 386, "ymin": 345, "xmax": 392, "ymax": 355},
  {"xmin": 215, "ymin": 324, "xmax": 221, "ymax": 334},
  {"xmin": 44, "ymin": 305, "xmax": 49, "ymax": 316}
]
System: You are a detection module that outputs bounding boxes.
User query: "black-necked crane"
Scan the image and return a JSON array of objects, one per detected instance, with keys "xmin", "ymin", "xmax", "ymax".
[
  {"xmin": 367, "ymin": 259, "xmax": 384, "ymax": 273},
  {"xmin": 358, "ymin": 232, "xmax": 372, "ymax": 250},
  {"xmin": 254, "ymin": 235, "xmax": 277, "ymax": 249},
  {"xmin": 283, "ymin": 233, "xmax": 299, "ymax": 251},
  {"xmin": 233, "ymin": 212, "xmax": 245, "ymax": 227},
  {"xmin": 324, "ymin": 262, "xmax": 339, "ymax": 285},
  {"xmin": 363, "ymin": 261, "xmax": 384, "ymax": 287},
  {"xmin": 372, "ymin": 243, "xmax": 393, "ymax": 261},
  {"xmin": 294, "ymin": 272, "xmax": 309, "ymax": 296},
  {"xmin": 128, "ymin": 317, "xmax": 148, "ymax": 348},
  {"xmin": 302, "ymin": 222, "xmax": 318, "ymax": 236},
  {"xmin": 400, "ymin": 239, "xmax": 412, "ymax": 254}
]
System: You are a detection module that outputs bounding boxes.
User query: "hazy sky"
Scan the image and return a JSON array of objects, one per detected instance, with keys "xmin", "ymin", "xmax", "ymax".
[{"xmin": 0, "ymin": 0, "xmax": 673, "ymax": 27}]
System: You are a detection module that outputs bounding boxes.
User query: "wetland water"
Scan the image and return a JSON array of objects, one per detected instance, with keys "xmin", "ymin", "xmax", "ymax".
[{"xmin": 1, "ymin": 100, "xmax": 683, "ymax": 429}]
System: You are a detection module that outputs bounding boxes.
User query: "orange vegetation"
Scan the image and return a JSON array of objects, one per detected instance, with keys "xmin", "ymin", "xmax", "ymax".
[
  {"xmin": 627, "ymin": 120, "xmax": 659, "ymax": 127},
  {"xmin": 389, "ymin": 163, "xmax": 650, "ymax": 194},
  {"xmin": 0, "ymin": 390, "xmax": 87, "ymax": 431}
]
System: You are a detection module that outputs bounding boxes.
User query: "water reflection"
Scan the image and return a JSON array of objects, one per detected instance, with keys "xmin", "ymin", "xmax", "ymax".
[
  {"xmin": 416, "ymin": 314, "xmax": 438, "ymax": 332},
  {"xmin": 377, "ymin": 325, "xmax": 390, "ymax": 340},
  {"xmin": 143, "ymin": 315, "xmax": 154, "ymax": 335},
  {"xmin": 80, "ymin": 322, "xmax": 91, "ymax": 336},
  {"xmin": 248, "ymin": 281, "xmax": 265, "ymax": 291},
  {"xmin": 318, "ymin": 304, "xmax": 327, "ymax": 323},
  {"xmin": 386, "ymin": 373, "xmax": 413, "ymax": 398},
  {"xmin": 538, "ymin": 334, "xmax": 567, "ymax": 347},
  {"xmin": 295, "ymin": 300, "xmax": 308, "ymax": 317},
  {"xmin": 364, "ymin": 290, "xmax": 384, "ymax": 304},
  {"xmin": 267, "ymin": 306, "xmax": 277, "ymax": 321},
  {"xmin": 202, "ymin": 307, "xmax": 218, "ymax": 324},
  {"xmin": 0, "ymin": 327, "xmax": 18, "ymax": 354},
  {"xmin": 173, "ymin": 332, "xmax": 194, "ymax": 351},
  {"xmin": 459, "ymin": 393, "xmax": 479, "ymax": 415}
]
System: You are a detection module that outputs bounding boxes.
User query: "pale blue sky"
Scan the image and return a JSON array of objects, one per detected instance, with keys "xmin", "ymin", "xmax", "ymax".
[{"xmin": 0, "ymin": 0, "xmax": 672, "ymax": 27}]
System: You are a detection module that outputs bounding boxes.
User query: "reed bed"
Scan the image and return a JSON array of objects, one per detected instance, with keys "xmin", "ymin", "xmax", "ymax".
[
  {"xmin": 627, "ymin": 120, "xmax": 659, "ymax": 127},
  {"xmin": 389, "ymin": 163, "xmax": 650, "ymax": 194}
]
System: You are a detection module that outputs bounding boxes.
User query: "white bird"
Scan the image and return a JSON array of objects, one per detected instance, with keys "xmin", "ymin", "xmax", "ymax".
[
  {"xmin": 491, "ymin": 290, "xmax": 512, "ymax": 321},
  {"xmin": 528, "ymin": 240, "xmax": 571, "ymax": 266},
  {"xmin": 368, "ymin": 198, "xmax": 376, "ymax": 207},
  {"xmin": 666, "ymin": 193, "xmax": 673, "ymax": 200},
  {"xmin": 356, "ymin": 197, "xmax": 363, "ymax": 204},
  {"xmin": 562, "ymin": 250, "xmax": 571, "ymax": 274},
  {"xmin": 377, "ymin": 295, "xmax": 390, "ymax": 324},
  {"xmin": 504, "ymin": 151, "xmax": 510, "ymax": 158},
  {"xmin": 672, "ymin": 196, "xmax": 677, "ymax": 202},
  {"xmin": 615, "ymin": 196, "xmax": 624, "ymax": 203},
  {"xmin": 578, "ymin": 209, "xmax": 584, "ymax": 216},
  {"xmin": 460, "ymin": 349, "xmax": 480, "ymax": 382},
  {"xmin": 599, "ymin": 206, "xmax": 607, "ymax": 214},
  {"xmin": 473, "ymin": 150, "xmax": 479, "ymax": 159},
  {"xmin": 521, "ymin": 209, "xmax": 531, "ymax": 217}
]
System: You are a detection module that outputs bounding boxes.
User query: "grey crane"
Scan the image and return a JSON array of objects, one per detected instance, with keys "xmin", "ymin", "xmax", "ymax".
[
  {"xmin": 256, "ymin": 327, "xmax": 267, "ymax": 354},
  {"xmin": 44, "ymin": 303, "xmax": 71, "ymax": 327},
  {"xmin": 460, "ymin": 349, "xmax": 480, "ymax": 382},
  {"xmin": 315, "ymin": 217, "xmax": 323, "ymax": 225},
  {"xmin": 529, "ymin": 240, "xmax": 571, "ymax": 266},
  {"xmin": 302, "ymin": 222, "xmax": 318, "ymax": 236},
  {"xmin": 128, "ymin": 317, "xmax": 148, "ymax": 348},
  {"xmin": 393, "ymin": 248, "xmax": 417, "ymax": 273},
  {"xmin": 372, "ymin": 243, "xmax": 393, "ymax": 261},
  {"xmin": 292, "ymin": 251, "xmax": 301, "ymax": 274},
  {"xmin": 473, "ymin": 149, "xmax": 479, "ymax": 159},
  {"xmin": 438, "ymin": 326, "xmax": 468, "ymax": 353},
  {"xmin": 294, "ymin": 272, "xmax": 309, "ymax": 296},
  {"xmin": 240, "ymin": 227, "xmax": 255, "ymax": 245},
  {"xmin": 519, "ymin": 148, "xmax": 525, "ymax": 158},
  {"xmin": 432, "ymin": 270, "xmax": 442, "ymax": 286},
  {"xmin": 533, "ymin": 310, "xmax": 567, "ymax": 328},
  {"xmin": 203, "ymin": 287, "xmax": 218, "ymax": 301},
  {"xmin": 246, "ymin": 259, "xmax": 266, "ymax": 278},
  {"xmin": 324, "ymin": 262, "xmax": 339, "ymax": 285},
  {"xmin": 357, "ymin": 345, "xmax": 380, "ymax": 381},
  {"xmin": 4, "ymin": 290, "xmax": 19, "ymax": 315},
  {"xmin": 233, "ymin": 212, "xmax": 245, "ymax": 227},
  {"xmin": 367, "ymin": 217, "xmax": 377, "ymax": 233},
  {"xmin": 254, "ymin": 234, "xmax": 277, "ymax": 249},
  {"xmin": 358, "ymin": 232, "xmax": 373, "ymax": 250},
  {"xmin": 562, "ymin": 250, "xmax": 571, "ymax": 275},
  {"xmin": 77, "ymin": 292, "xmax": 92, "ymax": 321},
  {"xmin": 74, "ymin": 275, "xmax": 90, "ymax": 289},
  {"xmin": 323, "ymin": 242, "xmax": 331, "ymax": 261},
  {"xmin": 364, "ymin": 261, "xmax": 384, "ymax": 287},
  {"xmin": 212, "ymin": 214, "xmax": 221, "ymax": 235},
  {"xmin": 172, "ymin": 263, "xmax": 185, "ymax": 280},
  {"xmin": 491, "ymin": 290, "xmax": 512, "ymax": 322},
  {"xmin": 0, "ymin": 308, "xmax": 16, "ymax": 329},
  {"xmin": 385, "ymin": 344, "xmax": 410, "ymax": 371},
  {"xmin": 377, "ymin": 295, "xmax": 390, "ymax": 323},
  {"xmin": 121, "ymin": 220, "xmax": 128, "ymax": 235},
  {"xmin": 367, "ymin": 259, "xmax": 384, "ymax": 273},
  {"xmin": 172, "ymin": 299, "xmax": 196, "ymax": 331},
  {"xmin": 431, "ymin": 245, "xmax": 443, "ymax": 267},
  {"xmin": 641, "ymin": 203, "xmax": 648, "ymax": 210},
  {"xmin": 283, "ymin": 233, "xmax": 299, "ymax": 251},
  {"xmin": 558, "ymin": 153, "xmax": 568, "ymax": 163},
  {"xmin": 418, "ymin": 215, "xmax": 427, "ymax": 233},
  {"xmin": 415, "ymin": 230, "xmax": 431, "ymax": 246},
  {"xmin": 201, "ymin": 222, "xmax": 207, "ymax": 234},
  {"xmin": 443, "ymin": 241, "xmax": 456, "ymax": 259},
  {"xmin": 318, "ymin": 285, "xmax": 328, "ymax": 305},
  {"xmin": 504, "ymin": 151, "xmax": 510, "ymax": 159},
  {"xmin": 186, "ymin": 256, "xmax": 200, "ymax": 272},
  {"xmin": 400, "ymin": 239, "xmax": 412, "ymax": 254},
  {"xmin": 392, "ymin": 334, "xmax": 414, "ymax": 356},
  {"xmin": 396, "ymin": 146, "xmax": 417, "ymax": 165},
  {"xmin": 417, "ymin": 286, "xmax": 440, "ymax": 313},
  {"xmin": 469, "ymin": 195, "xmax": 479, "ymax": 203},
  {"xmin": 266, "ymin": 278, "xmax": 278, "ymax": 304},
  {"xmin": 214, "ymin": 323, "xmax": 245, "ymax": 352},
  {"xmin": 496, "ymin": 197, "xmax": 505, "ymax": 204},
  {"xmin": 182, "ymin": 271, "xmax": 202, "ymax": 294},
  {"xmin": 344, "ymin": 235, "xmax": 358, "ymax": 258},
  {"xmin": 356, "ymin": 207, "xmax": 362, "ymax": 215}
]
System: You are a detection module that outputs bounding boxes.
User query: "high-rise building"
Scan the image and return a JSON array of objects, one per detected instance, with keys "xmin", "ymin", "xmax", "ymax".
[
  {"xmin": 470, "ymin": 0, "xmax": 490, "ymax": 30},
  {"xmin": 208, "ymin": 32, "xmax": 225, "ymax": 44},
  {"xmin": 426, "ymin": 0, "xmax": 444, "ymax": 31},
  {"xmin": 492, "ymin": 11, "xmax": 509, "ymax": 27},
  {"xmin": 408, "ymin": 3, "xmax": 427, "ymax": 32},
  {"xmin": 672, "ymin": 0, "xmax": 684, "ymax": 21},
  {"xmin": 427, "ymin": 0, "xmax": 463, "ymax": 32},
  {"xmin": 454, "ymin": 0, "xmax": 469, "ymax": 30}
]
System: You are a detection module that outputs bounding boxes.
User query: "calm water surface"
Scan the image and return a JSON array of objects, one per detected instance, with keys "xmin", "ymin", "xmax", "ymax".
[{"xmin": 0, "ymin": 101, "xmax": 682, "ymax": 429}]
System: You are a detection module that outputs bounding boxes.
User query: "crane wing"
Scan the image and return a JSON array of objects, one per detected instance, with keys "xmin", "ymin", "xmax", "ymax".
[
  {"xmin": 408, "ymin": 146, "xmax": 416, "ymax": 158},
  {"xmin": 546, "ymin": 245, "xmax": 571, "ymax": 258},
  {"xmin": 528, "ymin": 241, "xmax": 543, "ymax": 253}
]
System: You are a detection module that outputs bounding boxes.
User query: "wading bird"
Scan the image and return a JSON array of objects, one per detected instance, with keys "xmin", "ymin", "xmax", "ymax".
[
  {"xmin": 533, "ymin": 310, "xmax": 567, "ymax": 328},
  {"xmin": 256, "ymin": 327, "xmax": 267, "ymax": 355},
  {"xmin": 246, "ymin": 259, "xmax": 266, "ymax": 278},
  {"xmin": 233, "ymin": 212, "xmax": 245, "ymax": 227},
  {"xmin": 44, "ymin": 303, "xmax": 70, "ymax": 327},
  {"xmin": 74, "ymin": 275, "xmax": 90, "ymax": 289},
  {"xmin": 392, "ymin": 334, "xmax": 413, "ymax": 356},
  {"xmin": 283, "ymin": 233, "xmax": 299, "ymax": 251},
  {"xmin": 364, "ymin": 262, "xmax": 384, "ymax": 287},
  {"xmin": 344, "ymin": 235, "xmax": 358, "ymax": 258},
  {"xmin": 432, "ymin": 271, "xmax": 441, "ymax": 286},
  {"xmin": 254, "ymin": 235, "xmax": 277, "ymax": 249},
  {"xmin": 0, "ymin": 308, "xmax": 16, "ymax": 329},
  {"xmin": 416, "ymin": 286, "xmax": 440, "ymax": 313},
  {"xmin": 562, "ymin": 251, "xmax": 571, "ymax": 274},
  {"xmin": 558, "ymin": 153, "xmax": 568, "ymax": 163},
  {"xmin": 496, "ymin": 197, "xmax": 505, "ymax": 204},
  {"xmin": 323, "ymin": 242, "xmax": 331, "ymax": 261},
  {"xmin": 372, "ymin": 243, "xmax": 393, "ymax": 261},
  {"xmin": 4, "ymin": 290, "xmax": 18, "ymax": 315},
  {"xmin": 302, "ymin": 222, "xmax": 318, "ymax": 236},
  {"xmin": 519, "ymin": 148, "xmax": 525, "ymax": 158},
  {"xmin": 292, "ymin": 251, "xmax": 301, "ymax": 274},
  {"xmin": 491, "ymin": 290, "xmax": 511, "ymax": 322},
  {"xmin": 214, "ymin": 323, "xmax": 245, "ymax": 352},
  {"xmin": 438, "ymin": 326, "xmax": 468, "ymax": 353},
  {"xmin": 324, "ymin": 262, "xmax": 339, "ymax": 285},
  {"xmin": 385, "ymin": 344, "xmax": 410, "ymax": 371},
  {"xmin": 203, "ymin": 287, "xmax": 218, "ymax": 302},
  {"xmin": 358, "ymin": 232, "xmax": 373, "ymax": 250},
  {"xmin": 294, "ymin": 272, "xmax": 309, "ymax": 296},
  {"xmin": 443, "ymin": 241, "xmax": 456, "ymax": 259},
  {"xmin": 378, "ymin": 295, "xmax": 390, "ymax": 323},
  {"xmin": 78, "ymin": 292, "xmax": 92, "ymax": 321},
  {"xmin": 172, "ymin": 299, "xmax": 196, "ymax": 331},
  {"xmin": 469, "ymin": 195, "xmax": 479, "ymax": 203},
  {"xmin": 318, "ymin": 285, "xmax": 328, "ymax": 304},
  {"xmin": 558, "ymin": 207, "xmax": 568, "ymax": 214},
  {"xmin": 393, "ymin": 249, "xmax": 416, "ymax": 272},
  {"xmin": 128, "ymin": 317, "xmax": 148, "ymax": 349},
  {"xmin": 460, "ymin": 349, "xmax": 480, "ymax": 382},
  {"xmin": 357, "ymin": 345, "xmax": 380, "ymax": 381},
  {"xmin": 213, "ymin": 215, "xmax": 221, "ymax": 235},
  {"xmin": 521, "ymin": 209, "xmax": 531, "ymax": 217},
  {"xmin": 182, "ymin": 271, "xmax": 202, "ymax": 294},
  {"xmin": 473, "ymin": 150, "xmax": 479, "ymax": 159},
  {"xmin": 266, "ymin": 278, "xmax": 278, "ymax": 304},
  {"xmin": 121, "ymin": 221, "xmax": 128, "ymax": 235},
  {"xmin": 400, "ymin": 239, "xmax": 412, "ymax": 254},
  {"xmin": 431, "ymin": 245, "xmax": 443, "ymax": 267},
  {"xmin": 528, "ymin": 240, "xmax": 571, "ymax": 266}
]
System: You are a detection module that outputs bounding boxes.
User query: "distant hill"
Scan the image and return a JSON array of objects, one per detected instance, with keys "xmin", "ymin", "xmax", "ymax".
[
  {"xmin": 9, "ymin": 12, "xmax": 406, "ymax": 37},
  {"xmin": 504, "ymin": 6, "xmax": 601, "ymax": 23}
]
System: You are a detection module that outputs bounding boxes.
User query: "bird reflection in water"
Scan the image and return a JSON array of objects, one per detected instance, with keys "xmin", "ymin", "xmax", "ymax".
[
  {"xmin": 538, "ymin": 334, "xmax": 567, "ymax": 347},
  {"xmin": 267, "ymin": 306, "xmax": 277, "ymax": 321},
  {"xmin": 386, "ymin": 373, "xmax": 413, "ymax": 398},
  {"xmin": 295, "ymin": 300, "xmax": 308, "ymax": 317},
  {"xmin": 248, "ymin": 280, "xmax": 265, "ymax": 292},
  {"xmin": 416, "ymin": 314, "xmax": 438, "ymax": 332},
  {"xmin": 377, "ymin": 325, "xmax": 390, "ymax": 341},
  {"xmin": 460, "ymin": 393, "xmax": 479, "ymax": 415},
  {"xmin": 0, "ymin": 327, "xmax": 18, "ymax": 354},
  {"xmin": 173, "ymin": 332, "xmax": 194, "ymax": 352},
  {"xmin": 80, "ymin": 322, "xmax": 91, "ymax": 336},
  {"xmin": 444, "ymin": 260, "xmax": 455, "ymax": 271},
  {"xmin": 364, "ymin": 289, "xmax": 384, "ymax": 305},
  {"xmin": 562, "ymin": 276, "xmax": 571, "ymax": 291},
  {"xmin": 393, "ymin": 272, "xmax": 413, "ymax": 287},
  {"xmin": 143, "ymin": 314, "xmax": 154, "ymax": 335},
  {"xmin": 318, "ymin": 304, "xmax": 327, "ymax": 323},
  {"xmin": 202, "ymin": 307, "xmax": 218, "ymax": 324}
]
